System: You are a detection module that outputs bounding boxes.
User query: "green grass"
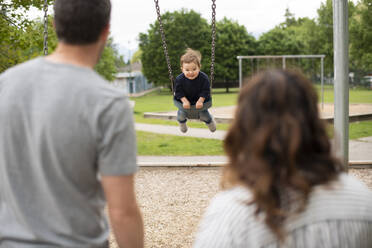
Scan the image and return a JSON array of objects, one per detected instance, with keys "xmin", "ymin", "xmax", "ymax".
[
  {"xmin": 315, "ymin": 85, "xmax": 372, "ymax": 103},
  {"xmin": 131, "ymin": 88, "xmax": 235, "ymax": 130},
  {"xmin": 349, "ymin": 121, "xmax": 372, "ymax": 140},
  {"xmin": 132, "ymin": 86, "xmax": 372, "ymax": 130},
  {"xmin": 136, "ymin": 131, "xmax": 223, "ymax": 155},
  {"xmin": 136, "ymin": 121, "xmax": 372, "ymax": 156},
  {"xmin": 132, "ymin": 87, "xmax": 372, "ymax": 156}
]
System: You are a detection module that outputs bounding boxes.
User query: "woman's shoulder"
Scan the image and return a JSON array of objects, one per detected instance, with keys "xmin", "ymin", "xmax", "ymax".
[
  {"xmin": 294, "ymin": 173, "xmax": 372, "ymax": 224},
  {"xmin": 206, "ymin": 186, "xmax": 254, "ymax": 215},
  {"xmin": 314, "ymin": 173, "xmax": 372, "ymax": 197}
]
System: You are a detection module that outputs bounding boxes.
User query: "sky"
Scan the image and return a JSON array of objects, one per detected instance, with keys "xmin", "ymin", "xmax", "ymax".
[
  {"xmin": 110, "ymin": 0, "xmax": 326, "ymax": 53},
  {"xmin": 28, "ymin": 0, "xmax": 354, "ymax": 60}
]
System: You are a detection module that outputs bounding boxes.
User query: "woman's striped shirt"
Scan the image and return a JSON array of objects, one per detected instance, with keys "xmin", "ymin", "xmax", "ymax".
[{"xmin": 194, "ymin": 173, "xmax": 372, "ymax": 248}]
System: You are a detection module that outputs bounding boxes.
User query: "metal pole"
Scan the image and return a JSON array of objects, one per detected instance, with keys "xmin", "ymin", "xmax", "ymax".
[
  {"xmin": 251, "ymin": 59, "xmax": 254, "ymax": 77},
  {"xmin": 333, "ymin": 0, "xmax": 349, "ymax": 170},
  {"xmin": 239, "ymin": 58, "xmax": 242, "ymax": 89},
  {"xmin": 282, "ymin": 57, "xmax": 286, "ymax": 69},
  {"xmin": 321, "ymin": 57, "xmax": 324, "ymax": 109}
]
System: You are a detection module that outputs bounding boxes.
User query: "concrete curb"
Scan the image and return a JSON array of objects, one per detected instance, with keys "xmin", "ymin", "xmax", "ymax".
[
  {"xmin": 138, "ymin": 160, "xmax": 372, "ymax": 168},
  {"xmin": 144, "ymin": 111, "xmax": 372, "ymax": 124}
]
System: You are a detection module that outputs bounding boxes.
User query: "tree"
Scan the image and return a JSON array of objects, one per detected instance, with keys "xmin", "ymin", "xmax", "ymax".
[
  {"xmin": 258, "ymin": 27, "xmax": 303, "ymax": 55},
  {"xmin": 0, "ymin": 15, "xmax": 57, "ymax": 73},
  {"xmin": 1, "ymin": 1, "xmax": 122, "ymax": 81},
  {"xmin": 214, "ymin": 18, "xmax": 257, "ymax": 82},
  {"xmin": 315, "ymin": 0, "xmax": 356, "ymax": 75},
  {"xmin": 1, "ymin": 0, "xmax": 53, "ymax": 10},
  {"xmin": 1, "ymin": 1, "xmax": 55, "ymax": 72},
  {"xmin": 350, "ymin": 0, "xmax": 372, "ymax": 80},
  {"xmin": 139, "ymin": 9, "xmax": 210, "ymax": 86},
  {"xmin": 95, "ymin": 38, "xmax": 118, "ymax": 81},
  {"xmin": 131, "ymin": 49, "xmax": 142, "ymax": 64},
  {"xmin": 139, "ymin": 9, "xmax": 258, "ymax": 87},
  {"xmin": 257, "ymin": 9, "xmax": 306, "ymax": 56}
]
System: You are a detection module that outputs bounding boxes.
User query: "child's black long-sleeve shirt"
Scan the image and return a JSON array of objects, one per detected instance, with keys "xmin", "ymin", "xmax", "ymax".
[{"xmin": 174, "ymin": 71, "xmax": 211, "ymax": 105}]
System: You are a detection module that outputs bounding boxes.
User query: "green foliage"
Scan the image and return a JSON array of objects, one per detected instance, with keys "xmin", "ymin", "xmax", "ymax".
[
  {"xmin": 315, "ymin": 0, "xmax": 356, "ymax": 75},
  {"xmin": 131, "ymin": 49, "xmax": 142, "ymax": 64},
  {"xmin": 214, "ymin": 18, "xmax": 257, "ymax": 81},
  {"xmin": 0, "ymin": 1, "xmax": 123, "ymax": 81},
  {"xmin": 95, "ymin": 38, "xmax": 118, "ymax": 81},
  {"xmin": 258, "ymin": 27, "xmax": 303, "ymax": 55},
  {"xmin": 139, "ymin": 10, "xmax": 257, "ymax": 86},
  {"xmin": 140, "ymin": 9, "xmax": 210, "ymax": 86},
  {"xmin": 0, "ymin": 15, "xmax": 57, "ymax": 72},
  {"xmin": 1, "ymin": 0, "xmax": 54, "ymax": 10},
  {"xmin": 350, "ymin": 0, "xmax": 372, "ymax": 78},
  {"xmin": 256, "ymin": 0, "xmax": 370, "ymax": 82}
]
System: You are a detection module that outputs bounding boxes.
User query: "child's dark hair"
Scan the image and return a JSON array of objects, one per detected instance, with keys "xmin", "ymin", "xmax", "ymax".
[{"xmin": 180, "ymin": 48, "xmax": 201, "ymax": 68}]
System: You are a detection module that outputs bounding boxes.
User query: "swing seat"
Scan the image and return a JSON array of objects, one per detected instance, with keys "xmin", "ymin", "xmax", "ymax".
[{"xmin": 173, "ymin": 100, "xmax": 212, "ymax": 120}]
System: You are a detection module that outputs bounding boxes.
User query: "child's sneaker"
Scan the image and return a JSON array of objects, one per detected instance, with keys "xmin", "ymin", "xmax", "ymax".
[
  {"xmin": 179, "ymin": 122, "xmax": 188, "ymax": 133},
  {"xmin": 207, "ymin": 119, "xmax": 216, "ymax": 132}
]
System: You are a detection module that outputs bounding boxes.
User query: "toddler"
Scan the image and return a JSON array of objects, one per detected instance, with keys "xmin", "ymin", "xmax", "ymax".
[{"xmin": 174, "ymin": 48, "xmax": 216, "ymax": 133}]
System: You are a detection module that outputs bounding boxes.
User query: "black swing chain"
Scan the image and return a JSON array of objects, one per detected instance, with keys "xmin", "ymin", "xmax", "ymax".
[
  {"xmin": 210, "ymin": 0, "xmax": 216, "ymax": 89},
  {"xmin": 154, "ymin": 0, "xmax": 175, "ymax": 94},
  {"xmin": 154, "ymin": 0, "xmax": 216, "ymax": 93},
  {"xmin": 43, "ymin": 0, "xmax": 48, "ymax": 56}
]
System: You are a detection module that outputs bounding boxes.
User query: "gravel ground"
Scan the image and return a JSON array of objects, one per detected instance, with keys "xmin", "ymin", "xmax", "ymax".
[{"xmin": 109, "ymin": 167, "xmax": 372, "ymax": 248}]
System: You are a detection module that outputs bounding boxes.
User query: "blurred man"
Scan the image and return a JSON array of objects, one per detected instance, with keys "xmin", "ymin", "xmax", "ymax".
[{"xmin": 0, "ymin": 0, "xmax": 143, "ymax": 247}]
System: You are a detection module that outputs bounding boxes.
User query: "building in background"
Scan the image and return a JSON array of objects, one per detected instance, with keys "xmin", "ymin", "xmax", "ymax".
[{"xmin": 113, "ymin": 61, "xmax": 153, "ymax": 95}]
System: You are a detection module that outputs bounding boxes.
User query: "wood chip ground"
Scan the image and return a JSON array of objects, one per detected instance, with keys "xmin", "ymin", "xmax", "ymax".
[{"xmin": 109, "ymin": 167, "xmax": 372, "ymax": 248}]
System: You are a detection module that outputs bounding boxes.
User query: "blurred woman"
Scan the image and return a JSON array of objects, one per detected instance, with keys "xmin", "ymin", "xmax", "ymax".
[{"xmin": 194, "ymin": 70, "xmax": 372, "ymax": 248}]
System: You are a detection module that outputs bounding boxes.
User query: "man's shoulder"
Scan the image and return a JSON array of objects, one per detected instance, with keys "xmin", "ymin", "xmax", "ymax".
[
  {"xmin": 95, "ymin": 81, "xmax": 129, "ymax": 102},
  {"xmin": 0, "ymin": 57, "xmax": 43, "ymax": 79}
]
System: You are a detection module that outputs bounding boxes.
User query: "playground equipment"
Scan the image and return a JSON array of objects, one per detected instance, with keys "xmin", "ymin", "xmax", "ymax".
[
  {"xmin": 333, "ymin": 0, "xmax": 349, "ymax": 168},
  {"xmin": 43, "ymin": 0, "xmax": 48, "ymax": 55},
  {"xmin": 39, "ymin": 0, "xmax": 351, "ymax": 167},
  {"xmin": 153, "ymin": 0, "xmax": 216, "ymax": 93},
  {"xmin": 153, "ymin": 0, "xmax": 217, "ymax": 121},
  {"xmin": 237, "ymin": 54, "xmax": 326, "ymax": 108}
]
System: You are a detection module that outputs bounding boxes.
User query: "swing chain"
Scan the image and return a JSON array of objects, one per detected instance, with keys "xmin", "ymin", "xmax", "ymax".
[
  {"xmin": 210, "ymin": 0, "xmax": 216, "ymax": 88},
  {"xmin": 154, "ymin": 0, "xmax": 175, "ymax": 94},
  {"xmin": 43, "ymin": 0, "xmax": 48, "ymax": 56}
]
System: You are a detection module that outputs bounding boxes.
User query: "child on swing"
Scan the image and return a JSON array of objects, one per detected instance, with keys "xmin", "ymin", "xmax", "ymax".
[{"xmin": 174, "ymin": 48, "xmax": 216, "ymax": 133}]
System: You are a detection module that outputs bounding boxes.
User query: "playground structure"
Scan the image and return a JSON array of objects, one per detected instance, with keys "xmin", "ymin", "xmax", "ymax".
[
  {"xmin": 39, "ymin": 0, "xmax": 353, "ymax": 167},
  {"xmin": 237, "ymin": 55, "xmax": 326, "ymax": 107}
]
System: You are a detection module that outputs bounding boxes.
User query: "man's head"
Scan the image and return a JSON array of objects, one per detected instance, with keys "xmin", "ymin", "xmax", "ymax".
[{"xmin": 54, "ymin": 0, "xmax": 111, "ymax": 45}]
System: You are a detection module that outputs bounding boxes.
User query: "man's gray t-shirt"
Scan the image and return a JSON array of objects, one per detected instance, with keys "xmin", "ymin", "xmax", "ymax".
[{"xmin": 0, "ymin": 58, "xmax": 138, "ymax": 247}]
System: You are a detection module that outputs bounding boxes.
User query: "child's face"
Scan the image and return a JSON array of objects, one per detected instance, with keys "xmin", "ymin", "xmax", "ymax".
[{"xmin": 181, "ymin": 62, "xmax": 200, "ymax": 80}]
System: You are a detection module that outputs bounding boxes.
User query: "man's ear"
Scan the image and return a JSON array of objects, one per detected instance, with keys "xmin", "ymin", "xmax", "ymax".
[{"xmin": 100, "ymin": 23, "xmax": 110, "ymax": 42}]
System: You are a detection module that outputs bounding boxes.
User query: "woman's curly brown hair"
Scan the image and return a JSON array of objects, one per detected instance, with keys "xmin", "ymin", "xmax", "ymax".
[{"xmin": 223, "ymin": 69, "xmax": 344, "ymax": 241}]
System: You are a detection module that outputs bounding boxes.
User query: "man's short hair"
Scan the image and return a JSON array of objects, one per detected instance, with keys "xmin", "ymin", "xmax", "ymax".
[{"xmin": 54, "ymin": 0, "xmax": 111, "ymax": 45}]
